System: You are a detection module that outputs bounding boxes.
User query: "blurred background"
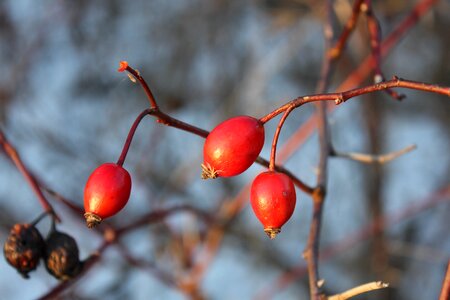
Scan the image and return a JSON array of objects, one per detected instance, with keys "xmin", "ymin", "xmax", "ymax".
[{"xmin": 0, "ymin": 0, "xmax": 449, "ymax": 299}]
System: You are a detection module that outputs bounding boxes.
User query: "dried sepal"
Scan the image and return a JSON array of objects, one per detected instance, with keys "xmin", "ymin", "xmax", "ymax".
[{"xmin": 201, "ymin": 163, "xmax": 219, "ymax": 179}]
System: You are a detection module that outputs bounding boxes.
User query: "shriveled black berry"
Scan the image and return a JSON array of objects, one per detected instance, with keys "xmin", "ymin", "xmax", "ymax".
[
  {"xmin": 44, "ymin": 231, "xmax": 82, "ymax": 281},
  {"xmin": 3, "ymin": 223, "xmax": 45, "ymax": 278}
]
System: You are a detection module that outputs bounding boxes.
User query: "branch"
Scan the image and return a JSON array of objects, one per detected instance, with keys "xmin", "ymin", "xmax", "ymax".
[
  {"xmin": 332, "ymin": 144, "xmax": 417, "ymax": 164},
  {"xmin": 119, "ymin": 62, "xmax": 314, "ymax": 194},
  {"xmin": 256, "ymin": 185, "xmax": 450, "ymax": 299},
  {"xmin": 0, "ymin": 129, "xmax": 59, "ymax": 221},
  {"xmin": 439, "ymin": 260, "xmax": 450, "ymax": 300},
  {"xmin": 328, "ymin": 0, "xmax": 365, "ymax": 60},
  {"xmin": 363, "ymin": 0, "xmax": 404, "ymax": 100},
  {"xmin": 260, "ymin": 77, "xmax": 450, "ymax": 123},
  {"xmin": 328, "ymin": 281, "xmax": 389, "ymax": 300}
]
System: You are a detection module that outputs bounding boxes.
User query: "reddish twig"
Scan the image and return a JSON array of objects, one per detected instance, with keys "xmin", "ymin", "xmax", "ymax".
[
  {"xmin": 439, "ymin": 261, "xmax": 450, "ymax": 300},
  {"xmin": 116, "ymin": 108, "xmax": 151, "ymax": 166},
  {"xmin": 277, "ymin": 0, "xmax": 440, "ymax": 166},
  {"xmin": 328, "ymin": 0, "xmax": 365, "ymax": 60},
  {"xmin": 259, "ymin": 77, "xmax": 449, "ymax": 124},
  {"xmin": 0, "ymin": 129, "xmax": 59, "ymax": 222},
  {"xmin": 119, "ymin": 61, "xmax": 158, "ymax": 109},
  {"xmin": 268, "ymin": 105, "xmax": 295, "ymax": 171},
  {"xmin": 363, "ymin": 0, "xmax": 404, "ymax": 100}
]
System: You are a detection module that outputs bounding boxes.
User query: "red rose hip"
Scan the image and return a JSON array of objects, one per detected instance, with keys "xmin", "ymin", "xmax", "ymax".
[
  {"xmin": 84, "ymin": 163, "xmax": 132, "ymax": 228},
  {"xmin": 250, "ymin": 171, "xmax": 296, "ymax": 239},
  {"xmin": 202, "ymin": 116, "xmax": 264, "ymax": 179}
]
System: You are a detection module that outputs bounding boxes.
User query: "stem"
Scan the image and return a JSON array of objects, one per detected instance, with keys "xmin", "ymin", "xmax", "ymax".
[
  {"xmin": 119, "ymin": 62, "xmax": 313, "ymax": 192},
  {"xmin": 304, "ymin": 1, "xmax": 334, "ymax": 296},
  {"xmin": 269, "ymin": 106, "xmax": 295, "ymax": 171},
  {"xmin": 124, "ymin": 66, "xmax": 159, "ymax": 109},
  {"xmin": 364, "ymin": 0, "xmax": 404, "ymax": 100},
  {"xmin": 116, "ymin": 109, "xmax": 151, "ymax": 167},
  {"xmin": 328, "ymin": 281, "xmax": 389, "ymax": 300},
  {"xmin": 259, "ymin": 77, "xmax": 450, "ymax": 124},
  {"xmin": 0, "ymin": 130, "xmax": 59, "ymax": 222}
]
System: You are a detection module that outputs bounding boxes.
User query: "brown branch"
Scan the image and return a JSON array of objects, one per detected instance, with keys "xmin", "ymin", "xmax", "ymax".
[
  {"xmin": 260, "ymin": 77, "xmax": 450, "ymax": 123},
  {"xmin": 37, "ymin": 241, "xmax": 110, "ymax": 300},
  {"xmin": 115, "ymin": 205, "xmax": 211, "ymax": 236},
  {"xmin": 363, "ymin": 0, "xmax": 404, "ymax": 100},
  {"xmin": 116, "ymin": 242, "xmax": 177, "ymax": 288},
  {"xmin": 332, "ymin": 144, "xmax": 417, "ymax": 164},
  {"xmin": 0, "ymin": 129, "xmax": 59, "ymax": 221},
  {"xmin": 439, "ymin": 260, "xmax": 450, "ymax": 300},
  {"xmin": 328, "ymin": 0, "xmax": 365, "ymax": 60},
  {"xmin": 276, "ymin": 0, "xmax": 441, "ymax": 167},
  {"xmin": 256, "ymin": 185, "xmax": 450, "ymax": 299},
  {"xmin": 328, "ymin": 281, "xmax": 389, "ymax": 300}
]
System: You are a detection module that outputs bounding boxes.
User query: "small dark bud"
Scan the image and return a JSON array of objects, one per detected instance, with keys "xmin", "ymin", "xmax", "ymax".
[
  {"xmin": 3, "ymin": 223, "xmax": 45, "ymax": 278},
  {"xmin": 44, "ymin": 231, "xmax": 82, "ymax": 281}
]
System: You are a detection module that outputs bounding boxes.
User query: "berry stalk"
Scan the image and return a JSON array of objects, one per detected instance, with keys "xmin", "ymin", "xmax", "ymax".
[
  {"xmin": 116, "ymin": 108, "xmax": 150, "ymax": 167},
  {"xmin": 269, "ymin": 106, "xmax": 295, "ymax": 171}
]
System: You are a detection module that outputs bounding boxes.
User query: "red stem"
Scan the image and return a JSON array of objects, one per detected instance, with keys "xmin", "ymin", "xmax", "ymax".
[
  {"xmin": 125, "ymin": 66, "xmax": 159, "ymax": 109},
  {"xmin": 116, "ymin": 108, "xmax": 151, "ymax": 167},
  {"xmin": 260, "ymin": 77, "xmax": 450, "ymax": 124},
  {"xmin": 328, "ymin": 0, "xmax": 365, "ymax": 60},
  {"xmin": 269, "ymin": 106, "xmax": 295, "ymax": 171}
]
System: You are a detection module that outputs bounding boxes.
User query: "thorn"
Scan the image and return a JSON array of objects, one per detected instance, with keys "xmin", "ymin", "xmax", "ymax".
[
  {"xmin": 317, "ymin": 279, "xmax": 325, "ymax": 288},
  {"xmin": 127, "ymin": 73, "xmax": 137, "ymax": 83}
]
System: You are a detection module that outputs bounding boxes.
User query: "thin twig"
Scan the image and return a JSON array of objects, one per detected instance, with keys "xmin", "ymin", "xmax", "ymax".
[
  {"xmin": 269, "ymin": 105, "xmax": 295, "ymax": 171},
  {"xmin": 328, "ymin": 281, "xmax": 389, "ymax": 300},
  {"xmin": 328, "ymin": 0, "xmax": 365, "ymax": 60},
  {"xmin": 439, "ymin": 260, "xmax": 450, "ymax": 300},
  {"xmin": 363, "ymin": 0, "xmax": 404, "ymax": 100},
  {"xmin": 260, "ymin": 77, "xmax": 450, "ymax": 123},
  {"xmin": 332, "ymin": 144, "xmax": 417, "ymax": 164},
  {"xmin": 304, "ymin": 1, "xmax": 334, "ymax": 297},
  {"xmin": 0, "ymin": 129, "xmax": 59, "ymax": 221},
  {"xmin": 117, "ymin": 108, "xmax": 151, "ymax": 166}
]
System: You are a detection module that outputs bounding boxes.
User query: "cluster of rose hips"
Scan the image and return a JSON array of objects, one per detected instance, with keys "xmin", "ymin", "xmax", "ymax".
[
  {"xmin": 84, "ymin": 113, "xmax": 296, "ymax": 239},
  {"xmin": 3, "ymin": 215, "xmax": 82, "ymax": 280}
]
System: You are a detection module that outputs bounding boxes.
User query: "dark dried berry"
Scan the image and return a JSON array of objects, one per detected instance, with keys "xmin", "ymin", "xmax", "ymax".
[
  {"xmin": 3, "ymin": 223, "xmax": 45, "ymax": 278},
  {"xmin": 44, "ymin": 231, "xmax": 82, "ymax": 281}
]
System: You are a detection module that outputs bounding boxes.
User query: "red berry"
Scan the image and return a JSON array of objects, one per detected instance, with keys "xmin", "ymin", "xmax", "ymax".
[
  {"xmin": 201, "ymin": 116, "xmax": 264, "ymax": 179},
  {"xmin": 84, "ymin": 163, "xmax": 132, "ymax": 228},
  {"xmin": 250, "ymin": 171, "xmax": 296, "ymax": 239}
]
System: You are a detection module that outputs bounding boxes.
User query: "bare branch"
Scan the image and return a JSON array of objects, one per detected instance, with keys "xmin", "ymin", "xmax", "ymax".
[
  {"xmin": 332, "ymin": 144, "xmax": 417, "ymax": 164},
  {"xmin": 328, "ymin": 281, "xmax": 389, "ymax": 300}
]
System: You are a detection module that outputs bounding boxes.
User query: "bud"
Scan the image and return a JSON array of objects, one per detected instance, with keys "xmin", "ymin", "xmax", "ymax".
[
  {"xmin": 3, "ymin": 223, "xmax": 45, "ymax": 278},
  {"xmin": 44, "ymin": 231, "xmax": 82, "ymax": 281}
]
